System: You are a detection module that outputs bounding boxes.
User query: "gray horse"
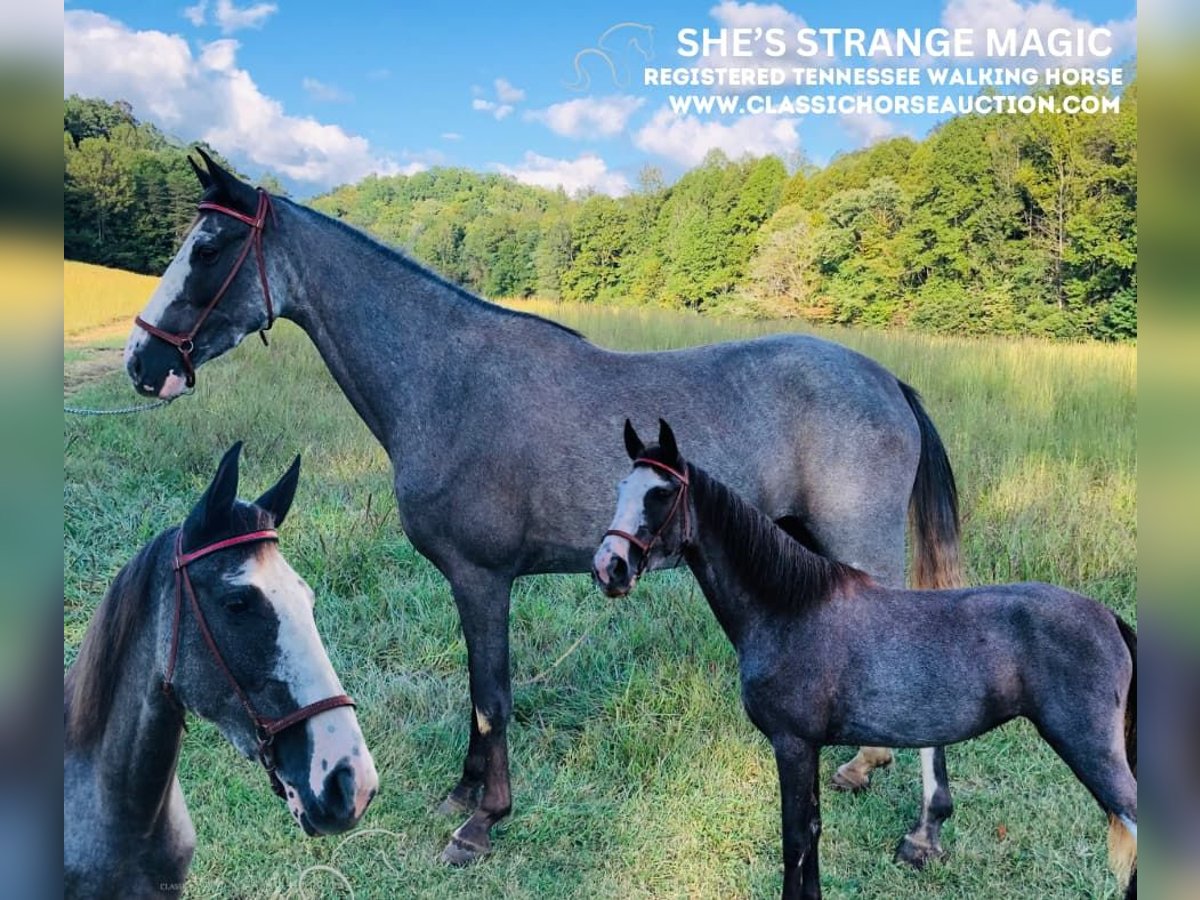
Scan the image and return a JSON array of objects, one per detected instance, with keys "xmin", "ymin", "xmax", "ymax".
[
  {"xmin": 65, "ymin": 445, "xmax": 379, "ymax": 898},
  {"xmin": 123, "ymin": 153, "xmax": 962, "ymax": 865}
]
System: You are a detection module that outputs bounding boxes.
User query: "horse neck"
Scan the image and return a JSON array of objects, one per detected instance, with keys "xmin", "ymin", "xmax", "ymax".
[
  {"xmin": 680, "ymin": 466, "xmax": 762, "ymax": 647},
  {"xmin": 682, "ymin": 465, "xmax": 838, "ymax": 644},
  {"xmin": 274, "ymin": 202, "xmax": 514, "ymax": 450},
  {"xmin": 90, "ymin": 595, "xmax": 185, "ymax": 831}
]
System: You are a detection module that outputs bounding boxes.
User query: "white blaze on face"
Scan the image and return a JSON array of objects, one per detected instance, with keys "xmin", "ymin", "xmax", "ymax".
[
  {"xmin": 592, "ymin": 466, "xmax": 670, "ymax": 584},
  {"xmin": 124, "ymin": 224, "xmax": 202, "ymax": 370},
  {"xmin": 232, "ymin": 546, "xmax": 379, "ymax": 821}
]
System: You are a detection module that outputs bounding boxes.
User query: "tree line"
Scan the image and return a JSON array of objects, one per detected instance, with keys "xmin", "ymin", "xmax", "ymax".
[{"xmin": 65, "ymin": 87, "xmax": 1135, "ymax": 340}]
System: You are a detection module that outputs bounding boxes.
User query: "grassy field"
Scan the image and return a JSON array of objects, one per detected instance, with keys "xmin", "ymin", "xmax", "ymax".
[{"xmin": 65, "ymin": 291, "xmax": 1135, "ymax": 898}]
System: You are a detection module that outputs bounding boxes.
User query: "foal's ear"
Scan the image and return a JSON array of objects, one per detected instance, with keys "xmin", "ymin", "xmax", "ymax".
[
  {"xmin": 255, "ymin": 455, "xmax": 301, "ymax": 527},
  {"xmin": 657, "ymin": 419, "xmax": 680, "ymax": 462},
  {"xmin": 186, "ymin": 442, "xmax": 243, "ymax": 536},
  {"xmin": 624, "ymin": 419, "xmax": 645, "ymax": 460},
  {"xmin": 188, "ymin": 154, "xmax": 213, "ymax": 189}
]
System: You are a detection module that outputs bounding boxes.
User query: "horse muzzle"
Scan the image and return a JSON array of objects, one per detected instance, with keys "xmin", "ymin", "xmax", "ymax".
[{"xmin": 592, "ymin": 543, "xmax": 636, "ymax": 598}]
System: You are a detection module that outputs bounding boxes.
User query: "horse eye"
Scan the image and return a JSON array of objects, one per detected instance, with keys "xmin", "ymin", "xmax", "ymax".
[
  {"xmin": 223, "ymin": 595, "xmax": 249, "ymax": 613},
  {"xmin": 196, "ymin": 244, "xmax": 220, "ymax": 264}
]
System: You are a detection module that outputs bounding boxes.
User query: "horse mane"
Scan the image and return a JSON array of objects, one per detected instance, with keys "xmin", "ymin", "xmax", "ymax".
[
  {"xmin": 687, "ymin": 463, "xmax": 872, "ymax": 611},
  {"xmin": 64, "ymin": 530, "xmax": 174, "ymax": 748},
  {"xmin": 287, "ymin": 199, "xmax": 585, "ymax": 340}
]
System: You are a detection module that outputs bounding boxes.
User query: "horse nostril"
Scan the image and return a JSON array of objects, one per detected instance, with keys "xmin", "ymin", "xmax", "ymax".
[
  {"xmin": 608, "ymin": 555, "xmax": 628, "ymax": 585},
  {"xmin": 322, "ymin": 762, "xmax": 356, "ymax": 822},
  {"xmin": 128, "ymin": 354, "xmax": 142, "ymax": 382}
]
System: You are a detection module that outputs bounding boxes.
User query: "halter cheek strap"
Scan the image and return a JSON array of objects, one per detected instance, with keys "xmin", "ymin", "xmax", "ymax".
[
  {"xmin": 162, "ymin": 527, "xmax": 355, "ymax": 798},
  {"xmin": 604, "ymin": 458, "xmax": 691, "ymax": 577},
  {"xmin": 134, "ymin": 190, "xmax": 275, "ymax": 389}
]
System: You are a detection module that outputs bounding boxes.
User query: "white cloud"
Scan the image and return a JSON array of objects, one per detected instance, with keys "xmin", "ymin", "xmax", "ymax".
[
  {"xmin": 472, "ymin": 98, "xmax": 514, "ymax": 120},
  {"xmin": 702, "ymin": 2, "xmax": 831, "ymax": 90},
  {"xmin": 633, "ymin": 108, "xmax": 800, "ymax": 167},
  {"xmin": 213, "ymin": 0, "xmax": 277, "ymax": 34},
  {"xmin": 441, "ymin": 132, "xmax": 462, "ymax": 141},
  {"xmin": 494, "ymin": 152, "xmax": 631, "ymax": 197},
  {"xmin": 526, "ymin": 95, "xmax": 645, "ymax": 139},
  {"xmin": 941, "ymin": 0, "xmax": 1136, "ymax": 65},
  {"xmin": 302, "ymin": 77, "xmax": 352, "ymax": 103},
  {"xmin": 182, "ymin": 0, "xmax": 207, "ymax": 27},
  {"xmin": 64, "ymin": 11, "xmax": 401, "ymax": 188},
  {"xmin": 840, "ymin": 111, "xmax": 897, "ymax": 147},
  {"xmin": 199, "ymin": 37, "xmax": 238, "ymax": 71},
  {"xmin": 494, "ymin": 77, "xmax": 525, "ymax": 104}
]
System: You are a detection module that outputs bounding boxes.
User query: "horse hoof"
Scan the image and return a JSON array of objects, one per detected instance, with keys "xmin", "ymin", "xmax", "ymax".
[
  {"xmin": 436, "ymin": 794, "xmax": 474, "ymax": 817},
  {"xmin": 830, "ymin": 763, "xmax": 871, "ymax": 792},
  {"xmin": 439, "ymin": 834, "xmax": 491, "ymax": 866},
  {"xmin": 894, "ymin": 835, "xmax": 945, "ymax": 870}
]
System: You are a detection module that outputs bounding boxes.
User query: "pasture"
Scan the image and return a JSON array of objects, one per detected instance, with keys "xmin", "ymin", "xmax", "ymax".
[{"xmin": 65, "ymin": 283, "xmax": 1135, "ymax": 898}]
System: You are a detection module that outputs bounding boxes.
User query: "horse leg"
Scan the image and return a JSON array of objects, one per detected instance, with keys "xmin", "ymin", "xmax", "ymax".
[
  {"xmin": 439, "ymin": 567, "xmax": 514, "ymax": 865},
  {"xmin": 894, "ymin": 746, "xmax": 953, "ymax": 868},
  {"xmin": 436, "ymin": 708, "xmax": 485, "ymax": 816},
  {"xmin": 1037, "ymin": 711, "xmax": 1137, "ymax": 893},
  {"xmin": 774, "ymin": 738, "xmax": 822, "ymax": 900}
]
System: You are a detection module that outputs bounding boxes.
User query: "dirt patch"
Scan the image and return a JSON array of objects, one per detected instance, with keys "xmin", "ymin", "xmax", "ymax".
[{"xmin": 65, "ymin": 348, "xmax": 124, "ymax": 396}]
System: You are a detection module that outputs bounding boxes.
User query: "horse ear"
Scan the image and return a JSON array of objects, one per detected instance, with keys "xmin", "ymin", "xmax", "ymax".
[
  {"xmin": 188, "ymin": 154, "xmax": 212, "ymax": 189},
  {"xmin": 255, "ymin": 455, "xmax": 301, "ymax": 527},
  {"xmin": 624, "ymin": 419, "xmax": 645, "ymax": 460},
  {"xmin": 195, "ymin": 147, "xmax": 258, "ymax": 212},
  {"xmin": 185, "ymin": 442, "xmax": 243, "ymax": 537},
  {"xmin": 657, "ymin": 419, "xmax": 679, "ymax": 462}
]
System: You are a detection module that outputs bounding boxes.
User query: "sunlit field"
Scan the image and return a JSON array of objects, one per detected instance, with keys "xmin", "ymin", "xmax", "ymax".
[
  {"xmin": 64, "ymin": 259, "xmax": 158, "ymax": 337},
  {"xmin": 65, "ymin": 283, "xmax": 1135, "ymax": 898}
]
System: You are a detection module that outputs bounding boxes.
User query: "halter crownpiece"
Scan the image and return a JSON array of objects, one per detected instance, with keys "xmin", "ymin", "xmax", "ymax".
[
  {"xmin": 162, "ymin": 526, "xmax": 355, "ymax": 798},
  {"xmin": 134, "ymin": 189, "xmax": 276, "ymax": 388},
  {"xmin": 604, "ymin": 457, "xmax": 692, "ymax": 577}
]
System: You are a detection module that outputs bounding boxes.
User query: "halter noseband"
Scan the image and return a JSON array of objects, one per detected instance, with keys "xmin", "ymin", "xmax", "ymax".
[
  {"xmin": 134, "ymin": 189, "xmax": 275, "ymax": 388},
  {"xmin": 604, "ymin": 457, "xmax": 691, "ymax": 577},
  {"xmin": 162, "ymin": 527, "xmax": 355, "ymax": 799}
]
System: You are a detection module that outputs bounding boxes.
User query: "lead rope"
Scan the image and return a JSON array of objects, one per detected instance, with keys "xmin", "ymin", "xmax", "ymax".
[{"xmin": 64, "ymin": 392, "xmax": 190, "ymax": 417}]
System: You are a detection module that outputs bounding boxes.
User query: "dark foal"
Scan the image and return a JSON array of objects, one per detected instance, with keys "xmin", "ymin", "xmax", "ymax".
[{"xmin": 594, "ymin": 421, "xmax": 1137, "ymax": 900}]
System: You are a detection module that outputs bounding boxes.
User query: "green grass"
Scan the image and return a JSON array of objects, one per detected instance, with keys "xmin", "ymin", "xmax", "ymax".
[{"xmin": 64, "ymin": 306, "xmax": 1135, "ymax": 899}]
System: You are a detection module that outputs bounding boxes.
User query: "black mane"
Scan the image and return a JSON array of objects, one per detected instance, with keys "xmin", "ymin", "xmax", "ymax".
[
  {"xmin": 290, "ymin": 200, "xmax": 584, "ymax": 340},
  {"xmin": 65, "ymin": 529, "xmax": 174, "ymax": 748},
  {"xmin": 686, "ymin": 463, "xmax": 871, "ymax": 610}
]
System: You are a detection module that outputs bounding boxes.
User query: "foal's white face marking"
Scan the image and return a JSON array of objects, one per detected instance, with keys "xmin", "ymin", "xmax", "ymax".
[
  {"xmin": 124, "ymin": 223, "xmax": 203, "ymax": 373},
  {"xmin": 592, "ymin": 466, "xmax": 670, "ymax": 589},
  {"xmin": 231, "ymin": 546, "xmax": 379, "ymax": 822}
]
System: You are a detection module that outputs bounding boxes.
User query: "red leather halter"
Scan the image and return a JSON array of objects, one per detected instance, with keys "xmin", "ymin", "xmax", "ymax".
[
  {"xmin": 162, "ymin": 527, "xmax": 355, "ymax": 798},
  {"xmin": 134, "ymin": 189, "xmax": 275, "ymax": 388},
  {"xmin": 604, "ymin": 458, "xmax": 691, "ymax": 577}
]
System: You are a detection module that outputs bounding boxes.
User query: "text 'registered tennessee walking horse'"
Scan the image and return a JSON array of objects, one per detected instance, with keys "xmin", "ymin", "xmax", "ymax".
[
  {"xmin": 65, "ymin": 444, "xmax": 378, "ymax": 899},
  {"xmin": 594, "ymin": 420, "xmax": 1137, "ymax": 900},
  {"xmin": 123, "ymin": 151, "xmax": 963, "ymax": 865}
]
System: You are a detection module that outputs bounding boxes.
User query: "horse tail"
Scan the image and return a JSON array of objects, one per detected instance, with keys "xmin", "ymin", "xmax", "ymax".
[
  {"xmin": 1107, "ymin": 614, "xmax": 1137, "ymax": 893},
  {"xmin": 898, "ymin": 381, "xmax": 963, "ymax": 589}
]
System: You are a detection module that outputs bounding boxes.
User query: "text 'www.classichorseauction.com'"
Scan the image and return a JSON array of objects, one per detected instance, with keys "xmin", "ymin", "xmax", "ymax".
[{"xmin": 647, "ymin": 26, "xmax": 1127, "ymax": 116}]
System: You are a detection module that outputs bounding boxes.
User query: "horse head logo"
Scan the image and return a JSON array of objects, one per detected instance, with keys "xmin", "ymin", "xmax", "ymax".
[{"xmin": 565, "ymin": 22, "xmax": 655, "ymax": 91}]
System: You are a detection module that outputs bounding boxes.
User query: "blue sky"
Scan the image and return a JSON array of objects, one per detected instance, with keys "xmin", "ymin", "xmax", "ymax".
[{"xmin": 64, "ymin": 0, "xmax": 1136, "ymax": 197}]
